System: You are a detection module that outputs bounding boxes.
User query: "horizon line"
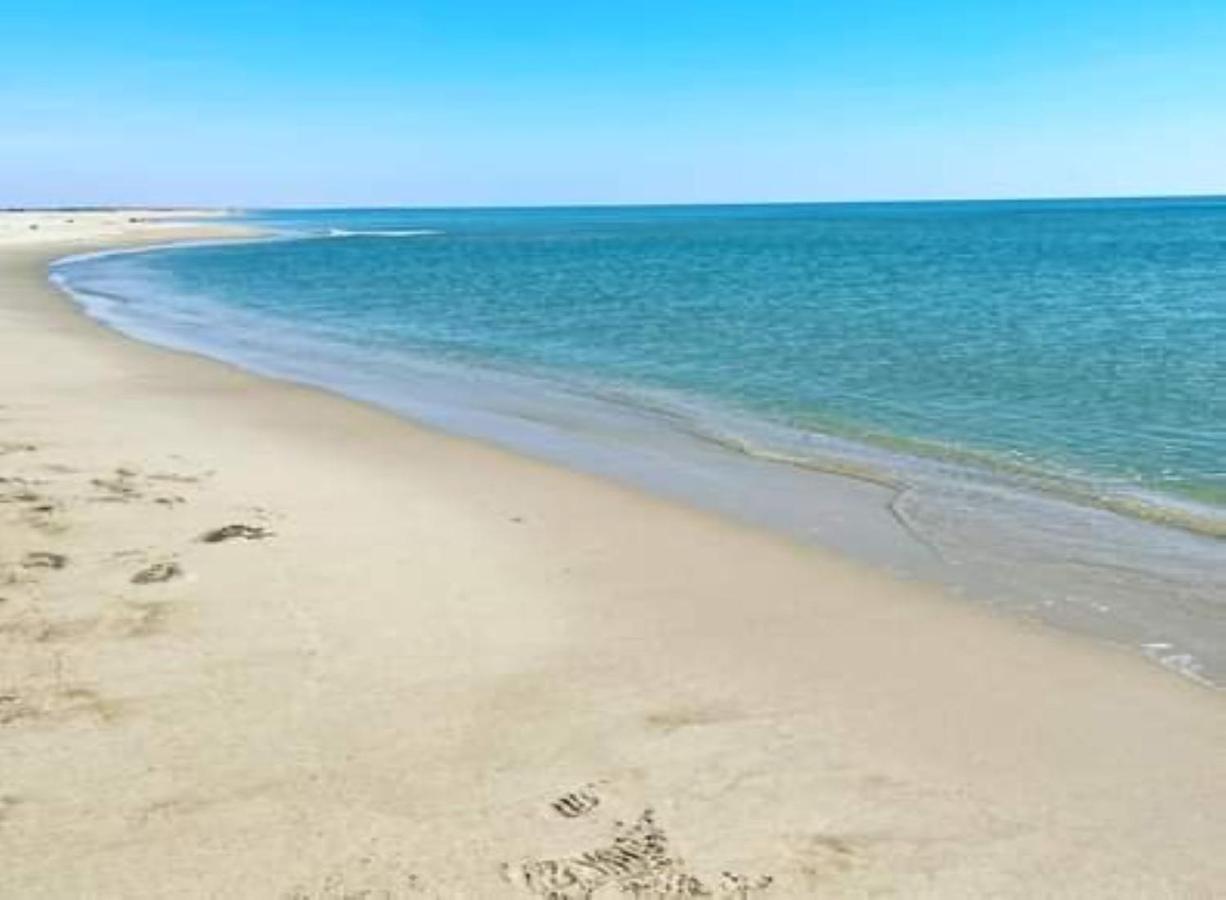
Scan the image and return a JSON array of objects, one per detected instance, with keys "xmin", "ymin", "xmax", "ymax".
[{"xmin": 6, "ymin": 190, "xmax": 1225, "ymax": 214}]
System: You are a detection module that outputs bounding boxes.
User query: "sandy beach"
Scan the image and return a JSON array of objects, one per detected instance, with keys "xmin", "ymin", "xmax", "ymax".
[{"xmin": 2, "ymin": 211, "xmax": 1224, "ymax": 898}]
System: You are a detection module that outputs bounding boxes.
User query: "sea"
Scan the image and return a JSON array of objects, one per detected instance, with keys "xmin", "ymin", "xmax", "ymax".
[{"xmin": 51, "ymin": 198, "xmax": 1226, "ymax": 685}]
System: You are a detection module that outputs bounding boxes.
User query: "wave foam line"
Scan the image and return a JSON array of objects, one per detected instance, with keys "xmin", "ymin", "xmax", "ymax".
[{"xmin": 325, "ymin": 228, "xmax": 443, "ymax": 238}]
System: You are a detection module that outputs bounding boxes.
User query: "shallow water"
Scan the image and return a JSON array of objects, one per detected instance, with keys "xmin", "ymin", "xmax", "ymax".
[{"xmin": 52, "ymin": 199, "xmax": 1226, "ymax": 685}]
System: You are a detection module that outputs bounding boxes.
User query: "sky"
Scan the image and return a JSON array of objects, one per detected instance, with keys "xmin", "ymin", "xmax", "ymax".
[{"xmin": 3, "ymin": 1, "xmax": 1225, "ymax": 207}]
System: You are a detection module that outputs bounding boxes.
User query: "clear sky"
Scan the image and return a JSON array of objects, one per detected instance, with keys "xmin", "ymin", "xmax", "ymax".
[{"xmin": 3, "ymin": 1, "xmax": 1225, "ymax": 207}]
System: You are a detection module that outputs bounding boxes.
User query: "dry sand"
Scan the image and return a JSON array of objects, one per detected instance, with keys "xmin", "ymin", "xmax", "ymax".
[
  {"xmin": 0, "ymin": 209, "xmax": 230, "ymax": 245},
  {"xmin": 1, "ymin": 212, "xmax": 1224, "ymax": 898}
]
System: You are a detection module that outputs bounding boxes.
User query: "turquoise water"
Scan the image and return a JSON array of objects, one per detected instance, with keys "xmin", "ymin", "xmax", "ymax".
[
  {"xmin": 64, "ymin": 199, "xmax": 1226, "ymax": 529},
  {"xmin": 51, "ymin": 199, "xmax": 1226, "ymax": 683}
]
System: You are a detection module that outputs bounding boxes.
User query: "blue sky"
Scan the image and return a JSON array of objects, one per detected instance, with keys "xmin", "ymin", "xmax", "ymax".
[{"xmin": 3, "ymin": 1, "xmax": 1225, "ymax": 207}]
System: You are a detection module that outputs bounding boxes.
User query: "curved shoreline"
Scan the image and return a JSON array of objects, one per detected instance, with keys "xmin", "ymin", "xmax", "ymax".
[
  {"xmin": 51, "ymin": 227, "xmax": 1226, "ymax": 542},
  {"xmin": 50, "ymin": 224, "xmax": 1226, "ymax": 687}
]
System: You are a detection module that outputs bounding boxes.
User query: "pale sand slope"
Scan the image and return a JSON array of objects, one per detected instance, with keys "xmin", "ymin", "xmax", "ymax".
[{"xmin": 0, "ymin": 214, "xmax": 1223, "ymax": 899}]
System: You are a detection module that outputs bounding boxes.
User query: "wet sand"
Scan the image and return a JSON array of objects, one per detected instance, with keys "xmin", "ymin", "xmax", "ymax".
[{"xmin": 2, "ymin": 211, "xmax": 1224, "ymax": 898}]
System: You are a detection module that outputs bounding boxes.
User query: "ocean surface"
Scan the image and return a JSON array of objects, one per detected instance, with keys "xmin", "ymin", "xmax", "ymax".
[{"xmin": 52, "ymin": 199, "xmax": 1226, "ymax": 685}]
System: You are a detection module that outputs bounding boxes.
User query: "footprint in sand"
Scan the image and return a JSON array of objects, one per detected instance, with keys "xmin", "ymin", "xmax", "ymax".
[
  {"xmin": 21, "ymin": 551, "xmax": 68, "ymax": 571},
  {"xmin": 90, "ymin": 471, "xmax": 141, "ymax": 502},
  {"xmin": 551, "ymin": 784, "xmax": 602, "ymax": 819},
  {"xmin": 81, "ymin": 465, "xmax": 209, "ymax": 507},
  {"xmin": 131, "ymin": 561, "xmax": 183, "ymax": 585},
  {"xmin": 199, "ymin": 523, "xmax": 273, "ymax": 543},
  {"xmin": 148, "ymin": 469, "xmax": 212, "ymax": 485},
  {"xmin": 22, "ymin": 501, "xmax": 67, "ymax": 534},
  {"xmin": 505, "ymin": 808, "xmax": 772, "ymax": 898},
  {"xmin": 0, "ymin": 480, "xmax": 43, "ymax": 505}
]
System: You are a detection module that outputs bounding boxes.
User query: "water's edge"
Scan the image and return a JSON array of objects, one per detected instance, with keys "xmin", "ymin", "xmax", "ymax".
[{"xmin": 48, "ymin": 232, "xmax": 1226, "ymax": 688}]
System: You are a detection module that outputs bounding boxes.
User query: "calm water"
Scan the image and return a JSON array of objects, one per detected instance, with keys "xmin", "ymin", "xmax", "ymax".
[{"xmin": 53, "ymin": 198, "xmax": 1226, "ymax": 683}]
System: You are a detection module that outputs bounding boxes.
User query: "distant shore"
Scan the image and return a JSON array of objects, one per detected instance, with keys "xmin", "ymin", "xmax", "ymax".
[
  {"xmin": 2, "ymin": 210, "xmax": 1225, "ymax": 897},
  {"xmin": 0, "ymin": 208, "xmax": 234, "ymax": 244}
]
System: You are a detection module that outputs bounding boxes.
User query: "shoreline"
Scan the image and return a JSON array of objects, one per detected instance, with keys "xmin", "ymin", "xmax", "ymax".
[
  {"xmin": 52, "ymin": 214, "xmax": 1226, "ymax": 541},
  {"xmin": 3, "ymin": 212, "xmax": 1226, "ymax": 896},
  {"xmin": 48, "ymin": 234, "xmax": 1226, "ymax": 543},
  {"xmin": 52, "ymin": 220, "xmax": 1226, "ymax": 688}
]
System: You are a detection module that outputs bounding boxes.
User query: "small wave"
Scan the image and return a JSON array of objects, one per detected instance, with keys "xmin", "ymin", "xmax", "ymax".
[
  {"xmin": 50, "ymin": 278, "xmax": 133, "ymax": 308},
  {"xmin": 324, "ymin": 228, "xmax": 443, "ymax": 238},
  {"xmin": 1140, "ymin": 643, "xmax": 1216, "ymax": 688},
  {"xmin": 669, "ymin": 405, "xmax": 1226, "ymax": 542}
]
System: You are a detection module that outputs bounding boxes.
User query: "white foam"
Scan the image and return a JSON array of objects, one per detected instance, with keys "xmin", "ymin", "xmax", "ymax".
[
  {"xmin": 1141, "ymin": 643, "xmax": 1214, "ymax": 687},
  {"xmin": 324, "ymin": 228, "xmax": 443, "ymax": 238}
]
